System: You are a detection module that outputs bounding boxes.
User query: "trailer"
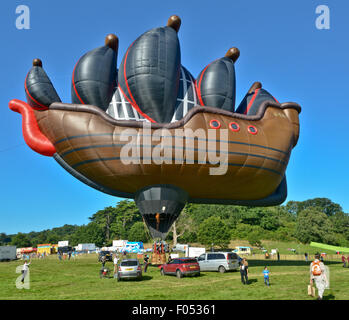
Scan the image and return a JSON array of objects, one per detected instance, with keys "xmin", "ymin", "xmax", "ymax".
[
  {"xmin": 112, "ymin": 240, "xmax": 128, "ymax": 252},
  {"xmin": 122, "ymin": 242, "xmax": 144, "ymax": 253},
  {"xmin": 58, "ymin": 241, "xmax": 69, "ymax": 247},
  {"xmin": 77, "ymin": 243, "xmax": 96, "ymax": 251},
  {"xmin": 185, "ymin": 246, "xmax": 206, "ymax": 258},
  {"xmin": 0, "ymin": 246, "xmax": 17, "ymax": 261}
]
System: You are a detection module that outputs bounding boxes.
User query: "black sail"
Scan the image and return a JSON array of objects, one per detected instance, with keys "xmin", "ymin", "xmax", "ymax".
[
  {"xmin": 196, "ymin": 57, "xmax": 236, "ymax": 112},
  {"xmin": 236, "ymin": 87, "xmax": 278, "ymax": 115},
  {"xmin": 71, "ymin": 44, "xmax": 117, "ymax": 111},
  {"xmin": 196, "ymin": 48, "xmax": 239, "ymax": 112},
  {"xmin": 118, "ymin": 26, "xmax": 181, "ymax": 123},
  {"xmin": 25, "ymin": 60, "xmax": 61, "ymax": 109}
]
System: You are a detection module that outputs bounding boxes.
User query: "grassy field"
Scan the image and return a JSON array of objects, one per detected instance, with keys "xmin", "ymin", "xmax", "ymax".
[{"xmin": 0, "ymin": 253, "xmax": 347, "ymax": 300}]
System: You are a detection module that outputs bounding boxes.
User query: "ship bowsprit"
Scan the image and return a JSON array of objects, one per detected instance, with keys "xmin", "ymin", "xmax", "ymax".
[{"xmin": 135, "ymin": 185, "xmax": 189, "ymax": 239}]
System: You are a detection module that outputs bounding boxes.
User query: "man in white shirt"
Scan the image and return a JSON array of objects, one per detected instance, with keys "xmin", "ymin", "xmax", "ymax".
[{"xmin": 21, "ymin": 260, "xmax": 31, "ymax": 283}]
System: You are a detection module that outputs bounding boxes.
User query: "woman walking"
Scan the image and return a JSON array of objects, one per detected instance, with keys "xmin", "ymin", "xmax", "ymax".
[
  {"xmin": 310, "ymin": 253, "xmax": 329, "ymax": 300},
  {"xmin": 240, "ymin": 258, "xmax": 249, "ymax": 285}
]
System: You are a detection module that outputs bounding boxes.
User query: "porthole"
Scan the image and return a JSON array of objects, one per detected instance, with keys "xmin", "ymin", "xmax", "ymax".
[
  {"xmin": 209, "ymin": 119, "xmax": 221, "ymax": 129},
  {"xmin": 229, "ymin": 122, "xmax": 240, "ymax": 132},
  {"xmin": 247, "ymin": 125, "xmax": 258, "ymax": 135}
]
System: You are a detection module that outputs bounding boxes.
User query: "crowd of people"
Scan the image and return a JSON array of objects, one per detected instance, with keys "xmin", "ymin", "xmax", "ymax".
[
  {"xmin": 18, "ymin": 246, "xmax": 340, "ymax": 300},
  {"xmin": 237, "ymin": 252, "xmax": 331, "ymax": 300}
]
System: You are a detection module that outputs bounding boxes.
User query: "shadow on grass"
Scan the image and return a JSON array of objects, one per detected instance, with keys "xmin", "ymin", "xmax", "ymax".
[
  {"xmin": 247, "ymin": 260, "xmax": 341, "ymax": 267},
  {"xmin": 323, "ymin": 293, "xmax": 336, "ymax": 300},
  {"xmin": 117, "ymin": 275, "xmax": 153, "ymax": 282},
  {"xmin": 248, "ymin": 278, "xmax": 258, "ymax": 284}
]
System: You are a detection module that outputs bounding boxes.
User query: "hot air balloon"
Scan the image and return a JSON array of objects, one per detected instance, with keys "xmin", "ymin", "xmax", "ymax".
[{"xmin": 9, "ymin": 15, "xmax": 301, "ymax": 242}]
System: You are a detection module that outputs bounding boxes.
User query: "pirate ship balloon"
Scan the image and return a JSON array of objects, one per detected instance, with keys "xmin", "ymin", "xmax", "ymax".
[{"xmin": 10, "ymin": 15, "xmax": 301, "ymax": 239}]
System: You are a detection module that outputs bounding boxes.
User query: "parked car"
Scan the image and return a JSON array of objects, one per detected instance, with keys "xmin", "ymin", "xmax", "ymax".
[
  {"xmin": 160, "ymin": 257, "xmax": 200, "ymax": 278},
  {"xmin": 98, "ymin": 250, "xmax": 113, "ymax": 262},
  {"xmin": 117, "ymin": 259, "xmax": 142, "ymax": 281},
  {"xmin": 197, "ymin": 252, "xmax": 240, "ymax": 273}
]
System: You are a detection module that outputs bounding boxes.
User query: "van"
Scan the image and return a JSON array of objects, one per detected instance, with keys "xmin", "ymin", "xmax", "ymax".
[
  {"xmin": 233, "ymin": 246, "xmax": 251, "ymax": 255},
  {"xmin": 197, "ymin": 252, "xmax": 240, "ymax": 273}
]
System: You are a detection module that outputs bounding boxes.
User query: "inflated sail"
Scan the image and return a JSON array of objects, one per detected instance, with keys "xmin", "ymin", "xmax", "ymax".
[
  {"xmin": 118, "ymin": 16, "xmax": 181, "ymax": 123},
  {"xmin": 195, "ymin": 47, "xmax": 239, "ymax": 112},
  {"xmin": 71, "ymin": 34, "xmax": 118, "ymax": 111},
  {"xmin": 25, "ymin": 59, "xmax": 61, "ymax": 109},
  {"xmin": 236, "ymin": 82, "xmax": 278, "ymax": 115}
]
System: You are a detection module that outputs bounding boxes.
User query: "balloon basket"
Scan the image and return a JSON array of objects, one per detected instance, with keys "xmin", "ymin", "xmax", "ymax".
[{"xmin": 151, "ymin": 252, "xmax": 167, "ymax": 265}]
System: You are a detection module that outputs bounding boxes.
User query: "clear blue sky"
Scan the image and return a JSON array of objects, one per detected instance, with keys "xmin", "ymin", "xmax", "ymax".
[{"xmin": 1, "ymin": 0, "xmax": 348, "ymax": 234}]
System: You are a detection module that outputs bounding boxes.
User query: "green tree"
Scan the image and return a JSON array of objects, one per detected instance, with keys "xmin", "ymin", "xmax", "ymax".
[
  {"xmin": 197, "ymin": 216, "xmax": 231, "ymax": 248},
  {"xmin": 11, "ymin": 233, "xmax": 31, "ymax": 247},
  {"xmin": 0, "ymin": 233, "xmax": 11, "ymax": 245},
  {"xmin": 231, "ymin": 223, "xmax": 265, "ymax": 240},
  {"xmin": 285, "ymin": 198, "xmax": 343, "ymax": 217},
  {"xmin": 128, "ymin": 222, "xmax": 149, "ymax": 242},
  {"xmin": 239, "ymin": 207, "xmax": 265, "ymax": 225},
  {"xmin": 89, "ymin": 206, "xmax": 116, "ymax": 242},
  {"xmin": 248, "ymin": 232, "xmax": 262, "ymax": 248},
  {"xmin": 171, "ymin": 204, "xmax": 195, "ymax": 246},
  {"xmin": 260, "ymin": 214, "xmax": 280, "ymax": 231},
  {"xmin": 110, "ymin": 200, "xmax": 141, "ymax": 239},
  {"xmin": 295, "ymin": 208, "xmax": 334, "ymax": 244},
  {"xmin": 69, "ymin": 223, "xmax": 105, "ymax": 247}
]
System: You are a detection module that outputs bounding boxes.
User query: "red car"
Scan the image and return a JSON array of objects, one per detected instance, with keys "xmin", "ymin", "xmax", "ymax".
[{"xmin": 160, "ymin": 258, "xmax": 200, "ymax": 278}]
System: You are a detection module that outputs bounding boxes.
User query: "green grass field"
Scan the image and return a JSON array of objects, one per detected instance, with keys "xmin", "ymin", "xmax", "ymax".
[{"xmin": 0, "ymin": 253, "xmax": 347, "ymax": 300}]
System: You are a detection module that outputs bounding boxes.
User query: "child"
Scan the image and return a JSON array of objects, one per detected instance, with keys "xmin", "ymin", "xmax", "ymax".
[{"xmin": 263, "ymin": 266, "xmax": 270, "ymax": 286}]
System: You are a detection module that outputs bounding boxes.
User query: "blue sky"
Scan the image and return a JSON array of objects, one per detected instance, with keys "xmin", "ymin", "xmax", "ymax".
[{"xmin": 1, "ymin": 0, "xmax": 348, "ymax": 234}]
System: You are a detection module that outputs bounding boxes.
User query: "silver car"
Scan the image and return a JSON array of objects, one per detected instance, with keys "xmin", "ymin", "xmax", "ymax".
[
  {"xmin": 117, "ymin": 259, "xmax": 142, "ymax": 281},
  {"xmin": 197, "ymin": 252, "xmax": 240, "ymax": 273}
]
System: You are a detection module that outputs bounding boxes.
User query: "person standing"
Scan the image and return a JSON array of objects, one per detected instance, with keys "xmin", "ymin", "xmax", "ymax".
[
  {"xmin": 240, "ymin": 258, "xmax": 248, "ymax": 285},
  {"xmin": 144, "ymin": 255, "xmax": 149, "ymax": 273},
  {"xmin": 305, "ymin": 252, "xmax": 308, "ymax": 262},
  {"xmin": 263, "ymin": 266, "xmax": 270, "ymax": 286},
  {"xmin": 310, "ymin": 253, "xmax": 328, "ymax": 300},
  {"xmin": 113, "ymin": 254, "xmax": 119, "ymax": 276},
  {"xmin": 347, "ymin": 255, "xmax": 349, "ymax": 268},
  {"xmin": 101, "ymin": 255, "xmax": 106, "ymax": 268},
  {"xmin": 21, "ymin": 259, "xmax": 31, "ymax": 283},
  {"xmin": 341, "ymin": 254, "xmax": 346, "ymax": 268}
]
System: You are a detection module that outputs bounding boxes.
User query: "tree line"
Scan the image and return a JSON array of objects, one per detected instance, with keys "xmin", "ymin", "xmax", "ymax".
[{"xmin": 1, "ymin": 198, "xmax": 348, "ymax": 249}]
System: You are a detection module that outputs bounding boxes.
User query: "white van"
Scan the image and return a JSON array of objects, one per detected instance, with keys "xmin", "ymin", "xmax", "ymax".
[{"xmin": 197, "ymin": 252, "xmax": 240, "ymax": 273}]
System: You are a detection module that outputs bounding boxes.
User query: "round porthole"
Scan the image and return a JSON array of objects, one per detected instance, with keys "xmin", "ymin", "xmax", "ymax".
[
  {"xmin": 229, "ymin": 122, "xmax": 240, "ymax": 132},
  {"xmin": 209, "ymin": 119, "xmax": 221, "ymax": 129},
  {"xmin": 247, "ymin": 125, "xmax": 258, "ymax": 135}
]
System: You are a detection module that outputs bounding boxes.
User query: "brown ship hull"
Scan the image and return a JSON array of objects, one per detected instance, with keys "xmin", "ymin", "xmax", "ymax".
[{"xmin": 32, "ymin": 100, "xmax": 300, "ymax": 205}]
